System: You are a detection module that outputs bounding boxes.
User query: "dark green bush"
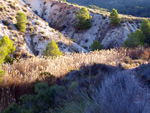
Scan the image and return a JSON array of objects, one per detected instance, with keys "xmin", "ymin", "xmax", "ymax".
[
  {"xmin": 90, "ymin": 40, "xmax": 102, "ymax": 51},
  {"xmin": 141, "ymin": 19, "xmax": 150, "ymax": 36},
  {"xmin": 37, "ymin": 72, "xmax": 56, "ymax": 85},
  {"xmin": 2, "ymin": 82, "xmax": 64, "ymax": 113},
  {"xmin": 4, "ymin": 55, "xmax": 14, "ymax": 64},
  {"xmin": 110, "ymin": 9, "xmax": 121, "ymax": 26},
  {"xmin": 124, "ymin": 29, "xmax": 145, "ymax": 47},
  {"xmin": 76, "ymin": 8, "xmax": 92, "ymax": 30},
  {"xmin": 141, "ymin": 19, "xmax": 150, "ymax": 44}
]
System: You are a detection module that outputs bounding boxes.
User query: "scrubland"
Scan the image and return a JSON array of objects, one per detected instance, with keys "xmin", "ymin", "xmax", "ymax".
[{"xmin": 0, "ymin": 47, "xmax": 150, "ymax": 111}]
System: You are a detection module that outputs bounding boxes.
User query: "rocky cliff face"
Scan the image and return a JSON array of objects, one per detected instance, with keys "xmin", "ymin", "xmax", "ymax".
[
  {"xmin": 24, "ymin": 0, "xmax": 140, "ymax": 49},
  {"xmin": 0, "ymin": 0, "xmax": 142, "ymax": 57},
  {"xmin": 0, "ymin": 0, "xmax": 87, "ymax": 58}
]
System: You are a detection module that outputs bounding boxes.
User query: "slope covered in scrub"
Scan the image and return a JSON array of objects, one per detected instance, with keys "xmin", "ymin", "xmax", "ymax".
[
  {"xmin": 0, "ymin": 47, "xmax": 150, "ymax": 111},
  {"xmin": 0, "ymin": 0, "xmax": 150, "ymax": 112}
]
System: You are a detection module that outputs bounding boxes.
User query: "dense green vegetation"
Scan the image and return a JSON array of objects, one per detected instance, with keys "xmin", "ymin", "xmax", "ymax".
[
  {"xmin": 141, "ymin": 19, "xmax": 150, "ymax": 44},
  {"xmin": 110, "ymin": 9, "xmax": 121, "ymax": 26},
  {"xmin": 125, "ymin": 29, "xmax": 145, "ymax": 47},
  {"xmin": 76, "ymin": 8, "xmax": 92, "ymax": 30},
  {"xmin": 67, "ymin": 0, "xmax": 150, "ymax": 17},
  {"xmin": 0, "ymin": 36, "xmax": 15, "ymax": 83},
  {"xmin": 125, "ymin": 19, "xmax": 150, "ymax": 47},
  {"xmin": 141, "ymin": 19, "xmax": 150, "ymax": 36},
  {"xmin": 16, "ymin": 12, "xmax": 27, "ymax": 32},
  {"xmin": 2, "ymin": 82, "xmax": 62, "ymax": 113},
  {"xmin": 90, "ymin": 40, "xmax": 102, "ymax": 51},
  {"xmin": 43, "ymin": 40, "xmax": 62, "ymax": 56}
]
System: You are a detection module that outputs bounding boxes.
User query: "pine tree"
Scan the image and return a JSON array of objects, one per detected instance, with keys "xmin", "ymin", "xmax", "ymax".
[
  {"xmin": 76, "ymin": 8, "xmax": 92, "ymax": 30},
  {"xmin": 141, "ymin": 19, "xmax": 150, "ymax": 36},
  {"xmin": 124, "ymin": 29, "xmax": 145, "ymax": 47},
  {"xmin": 43, "ymin": 40, "xmax": 62, "ymax": 56},
  {"xmin": 0, "ymin": 36, "xmax": 16, "ymax": 57},
  {"xmin": 16, "ymin": 12, "xmax": 27, "ymax": 32},
  {"xmin": 90, "ymin": 40, "xmax": 102, "ymax": 51},
  {"xmin": 110, "ymin": 9, "xmax": 121, "ymax": 26},
  {"xmin": 0, "ymin": 35, "xmax": 15, "ymax": 83}
]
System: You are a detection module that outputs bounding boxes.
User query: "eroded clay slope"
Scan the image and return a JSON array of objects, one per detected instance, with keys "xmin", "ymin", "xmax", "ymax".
[
  {"xmin": 23, "ymin": 0, "xmax": 140, "ymax": 49},
  {"xmin": 0, "ymin": 0, "xmax": 87, "ymax": 58}
]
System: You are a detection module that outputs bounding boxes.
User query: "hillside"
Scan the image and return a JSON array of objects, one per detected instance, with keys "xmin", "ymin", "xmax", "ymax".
[
  {"xmin": 0, "ymin": 0, "xmax": 150, "ymax": 112},
  {"xmin": 67, "ymin": 0, "xmax": 150, "ymax": 17},
  {"xmin": 23, "ymin": 0, "xmax": 150, "ymax": 49},
  {"xmin": 1, "ymin": 47, "xmax": 150, "ymax": 112},
  {"xmin": 0, "ymin": 0, "xmax": 87, "ymax": 57},
  {"xmin": 0, "ymin": 0, "xmax": 149, "ymax": 53}
]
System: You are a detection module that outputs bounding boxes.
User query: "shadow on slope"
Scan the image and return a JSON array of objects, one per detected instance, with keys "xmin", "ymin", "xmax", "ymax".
[
  {"xmin": 0, "ymin": 63, "xmax": 119, "ymax": 111},
  {"xmin": 1, "ymin": 63, "xmax": 150, "ymax": 113}
]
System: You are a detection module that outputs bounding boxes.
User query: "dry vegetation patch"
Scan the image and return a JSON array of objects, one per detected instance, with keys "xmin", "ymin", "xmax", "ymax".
[
  {"xmin": 2, "ymin": 49, "xmax": 123, "ymax": 85},
  {"xmin": 1, "ymin": 47, "xmax": 149, "ymax": 110},
  {"xmin": 0, "ymin": 49, "xmax": 124, "ymax": 110}
]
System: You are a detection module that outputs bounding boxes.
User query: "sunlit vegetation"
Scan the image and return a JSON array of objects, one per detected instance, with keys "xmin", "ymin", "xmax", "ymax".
[
  {"xmin": 110, "ymin": 9, "xmax": 121, "ymax": 26},
  {"xmin": 76, "ymin": 8, "xmax": 92, "ymax": 30},
  {"xmin": 43, "ymin": 40, "xmax": 62, "ymax": 57},
  {"xmin": 0, "ymin": 35, "xmax": 15, "ymax": 83},
  {"xmin": 1, "ymin": 47, "xmax": 150, "ymax": 111},
  {"xmin": 16, "ymin": 12, "xmax": 27, "ymax": 32},
  {"xmin": 1, "ymin": 0, "xmax": 150, "ymax": 112}
]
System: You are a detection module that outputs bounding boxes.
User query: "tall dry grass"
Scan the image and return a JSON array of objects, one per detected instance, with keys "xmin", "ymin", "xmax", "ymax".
[
  {"xmin": 0, "ymin": 49, "xmax": 124, "ymax": 110},
  {"xmin": 2, "ymin": 49, "xmax": 123, "ymax": 85},
  {"xmin": 0, "ymin": 47, "xmax": 150, "ymax": 111}
]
